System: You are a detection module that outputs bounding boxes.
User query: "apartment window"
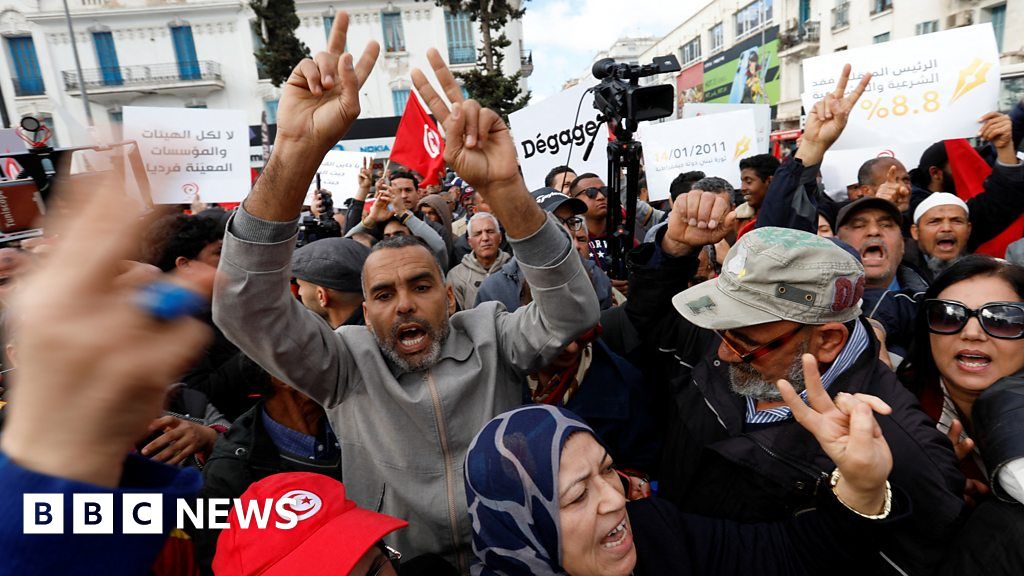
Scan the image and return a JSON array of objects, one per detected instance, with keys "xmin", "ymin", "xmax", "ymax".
[
  {"xmin": 251, "ymin": 21, "xmax": 270, "ymax": 80},
  {"xmin": 382, "ymin": 11, "xmax": 406, "ymax": 53},
  {"xmin": 832, "ymin": 1, "xmax": 850, "ymax": 30},
  {"xmin": 799, "ymin": 0, "xmax": 811, "ymax": 23},
  {"xmin": 735, "ymin": 0, "xmax": 772, "ymax": 39},
  {"xmin": 915, "ymin": 20, "xmax": 938, "ymax": 35},
  {"xmin": 323, "ymin": 15, "xmax": 334, "ymax": 39},
  {"xmin": 92, "ymin": 31, "xmax": 123, "ymax": 86},
  {"xmin": 873, "ymin": 32, "xmax": 890, "ymax": 43},
  {"xmin": 680, "ymin": 37, "xmax": 701, "ymax": 65},
  {"xmin": 445, "ymin": 12, "xmax": 475, "ymax": 65},
  {"xmin": 987, "ymin": 4, "xmax": 1006, "ymax": 52},
  {"xmin": 265, "ymin": 100, "xmax": 279, "ymax": 124},
  {"xmin": 709, "ymin": 23, "xmax": 724, "ymax": 53},
  {"xmin": 6, "ymin": 36, "xmax": 44, "ymax": 96},
  {"xmin": 392, "ymin": 89, "xmax": 411, "ymax": 115},
  {"xmin": 870, "ymin": 0, "xmax": 893, "ymax": 15},
  {"xmin": 109, "ymin": 109, "xmax": 123, "ymax": 140},
  {"xmin": 170, "ymin": 25, "xmax": 201, "ymax": 80}
]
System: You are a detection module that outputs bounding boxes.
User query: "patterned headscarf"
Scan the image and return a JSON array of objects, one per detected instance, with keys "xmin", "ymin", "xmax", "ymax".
[{"xmin": 464, "ymin": 405, "xmax": 595, "ymax": 576}]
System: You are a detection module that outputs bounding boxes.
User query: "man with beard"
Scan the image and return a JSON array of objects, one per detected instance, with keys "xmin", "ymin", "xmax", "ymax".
[
  {"xmin": 623, "ymin": 66, "xmax": 965, "ymax": 576},
  {"xmin": 213, "ymin": 20, "xmax": 599, "ymax": 573}
]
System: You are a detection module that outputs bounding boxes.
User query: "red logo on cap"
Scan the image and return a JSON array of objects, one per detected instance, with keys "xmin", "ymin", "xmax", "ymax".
[
  {"xmin": 831, "ymin": 276, "xmax": 865, "ymax": 312},
  {"xmin": 279, "ymin": 489, "xmax": 322, "ymax": 521}
]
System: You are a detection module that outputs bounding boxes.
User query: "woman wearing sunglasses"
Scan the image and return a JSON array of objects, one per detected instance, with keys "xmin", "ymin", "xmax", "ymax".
[
  {"xmin": 466, "ymin": 368, "xmax": 908, "ymax": 576},
  {"xmin": 902, "ymin": 255, "xmax": 1024, "ymax": 502}
]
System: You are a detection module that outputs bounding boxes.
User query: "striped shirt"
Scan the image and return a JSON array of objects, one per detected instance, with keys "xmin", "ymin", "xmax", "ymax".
[{"xmin": 746, "ymin": 320, "xmax": 869, "ymax": 425}]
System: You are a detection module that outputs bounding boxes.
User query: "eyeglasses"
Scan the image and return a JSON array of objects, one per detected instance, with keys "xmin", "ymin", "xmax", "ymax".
[
  {"xmin": 924, "ymin": 299, "xmax": 1024, "ymax": 340},
  {"xmin": 574, "ymin": 186, "xmax": 608, "ymax": 200},
  {"xmin": 366, "ymin": 543, "xmax": 402, "ymax": 576},
  {"xmin": 715, "ymin": 324, "xmax": 806, "ymax": 363},
  {"xmin": 560, "ymin": 215, "xmax": 584, "ymax": 231}
]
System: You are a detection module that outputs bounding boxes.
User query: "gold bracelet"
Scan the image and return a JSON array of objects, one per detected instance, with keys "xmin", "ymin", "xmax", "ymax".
[
  {"xmin": 397, "ymin": 210, "xmax": 412, "ymax": 224},
  {"xmin": 830, "ymin": 469, "xmax": 892, "ymax": 520},
  {"xmin": 361, "ymin": 216, "xmax": 374, "ymax": 228}
]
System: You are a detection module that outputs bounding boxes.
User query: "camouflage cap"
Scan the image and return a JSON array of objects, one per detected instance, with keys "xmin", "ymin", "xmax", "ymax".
[{"xmin": 672, "ymin": 227, "xmax": 865, "ymax": 330}]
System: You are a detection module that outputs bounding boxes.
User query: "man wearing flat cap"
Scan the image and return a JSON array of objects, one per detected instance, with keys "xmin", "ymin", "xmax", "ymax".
[
  {"xmin": 622, "ymin": 185, "xmax": 965, "ymax": 574},
  {"xmin": 291, "ymin": 237, "xmax": 371, "ymax": 329}
]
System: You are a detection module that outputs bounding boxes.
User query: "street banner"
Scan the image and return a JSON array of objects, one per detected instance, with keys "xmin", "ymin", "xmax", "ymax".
[
  {"xmin": 683, "ymin": 103, "xmax": 771, "ymax": 154},
  {"xmin": 509, "ymin": 84, "xmax": 610, "ymax": 190},
  {"xmin": 304, "ymin": 150, "xmax": 373, "ymax": 205},
  {"xmin": 123, "ymin": 107, "xmax": 249, "ymax": 204},
  {"xmin": 638, "ymin": 109, "xmax": 757, "ymax": 201},
  {"xmin": 802, "ymin": 24, "xmax": 1000, "ymax": 150},
  {"xmin": 819, "ymin": 141, "xmax": 932, "ymax": 199},
  {"xmin": 676, "ymin": 62, "xmax": 705, "ymax": 118}
]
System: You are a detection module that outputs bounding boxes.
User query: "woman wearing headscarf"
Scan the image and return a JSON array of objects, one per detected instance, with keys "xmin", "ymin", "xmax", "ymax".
[{"xmin": 464, "ymin": 356, "xmax": 908, "ymax": 576}]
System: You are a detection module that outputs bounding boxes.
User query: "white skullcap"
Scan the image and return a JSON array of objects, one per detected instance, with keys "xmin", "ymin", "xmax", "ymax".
[{"xmin": 913, "ymin": 192, "xmax": 969, "ymax": 225}]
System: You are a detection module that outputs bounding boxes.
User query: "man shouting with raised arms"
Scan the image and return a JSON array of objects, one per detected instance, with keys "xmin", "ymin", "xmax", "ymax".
[{"xmin": 213, "ymin": 12, "xmax": 602, "ymax": 572}]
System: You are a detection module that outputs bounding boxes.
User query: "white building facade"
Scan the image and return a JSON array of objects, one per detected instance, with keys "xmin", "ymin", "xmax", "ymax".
[
  {"xmin": 624, "ymin": 0, "xmax": 1023, "ymax": 140},
  {"xmin": 0, "ymin": 0, "xmax": 529, "ymax": 147}
]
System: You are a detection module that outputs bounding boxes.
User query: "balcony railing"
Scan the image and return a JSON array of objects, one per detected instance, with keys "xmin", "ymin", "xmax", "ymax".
[
  {"xmin": 520, "ymin": 50, "xmax": 533, "ymax": 78},
  {"xmin": 448, "ymin": 45, "xmax": 476, "ymax": 65},
  {"xmin": 780, "ymin": 20, "xmax": 820, "ymax": 49},
  {"xmin": 832, "ymin": 2, "xmax": 850, "ymax": 30},
  {"xmin": 12, "ymin": 76, "xmax": 45, "ymax": 97},
  {"xmin": 62, "ymin": 61, "xmax": 222, "ymax": 92}
]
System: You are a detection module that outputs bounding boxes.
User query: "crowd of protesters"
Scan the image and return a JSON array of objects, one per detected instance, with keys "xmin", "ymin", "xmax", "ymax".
[{"xmin": 2, "ymin": 11, "xmax": 1024, "ymax": 576}]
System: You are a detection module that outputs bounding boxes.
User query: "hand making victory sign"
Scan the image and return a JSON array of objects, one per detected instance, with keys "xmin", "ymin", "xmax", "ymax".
[
  {"xmin": 246, "ymin": 11, "xmax": 380, "ymax": 222},
  {"xmin": 411, "ymin": 49, "xmax": 545, "ymax": 239},
  {"xmin": 797, "ymin": 64, "xmax": 872, "ymax": 166}
]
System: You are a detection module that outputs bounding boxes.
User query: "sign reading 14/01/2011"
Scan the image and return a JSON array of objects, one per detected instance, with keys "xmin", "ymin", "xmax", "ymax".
[{"xmin": 650, "ymin": 141, "xmax": 729, "ymax": 162}]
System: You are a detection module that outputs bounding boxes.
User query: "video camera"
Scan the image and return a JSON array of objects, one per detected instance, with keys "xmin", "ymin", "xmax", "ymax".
[
  {"xmin": 297, "ymin": 174, "xmax": 341, "ymax": 247},
  {"xmin": 591, "ymin": 54, "xmax": 681, "ymax": 139}
]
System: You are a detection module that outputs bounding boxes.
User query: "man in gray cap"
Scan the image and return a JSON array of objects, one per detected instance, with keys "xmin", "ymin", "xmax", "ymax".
[
  {"xmin": 624, "ymin": 186, "xmax": 965, "ymax": 576},
  {"xmin": 291, "ymin": 237, "xmax": 371, "ymax": 329}
]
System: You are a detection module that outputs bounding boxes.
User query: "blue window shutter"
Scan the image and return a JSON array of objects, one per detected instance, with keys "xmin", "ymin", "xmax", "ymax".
[
  {"xmin": 265, "ymin": 100, "xmax": 279, "ymax": 124},
  {"xmin": 382, "ymin": 13, "xmax": 405, "ymax": 52},
  {"xmin": 6, "ymin": 36, "xmax": 44, "ymax": 96},
  {"xmin": 445, "ymin": 12, "xmax": 475, "ymax": 64},
  {"xmin": 991, "ymin": 5, "xmax": 1006, "ymax": 52},
  {"xmin": 92, "ymin": 32, "xmax": 123, "ymax": 86},
  {"xmin": 392, "ymin": 89, "xmax": 410, "ymax": 116},
  {"xmin": 323, "ymin": 15, "xmax": 334, "ymax": 40},
  {"xmin": 171, "ymin": 25, "xmax": 201, "ymax": 80}
]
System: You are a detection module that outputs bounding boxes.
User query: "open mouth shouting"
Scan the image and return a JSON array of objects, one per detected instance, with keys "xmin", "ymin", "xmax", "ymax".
[
  {"xmin": 599, "ymin": 514, "xmax": 633, "ymax": 556},
  {"xmin": 933, "ymin": 234, "xmax": 960, "ymax": 257},
  {"xmin": 393, "ymin": 321, "xmax": 431, "ymax": 356},
  {"xmin": 954, "ymin": 349, "xmax": 992, "ymax": 373}
]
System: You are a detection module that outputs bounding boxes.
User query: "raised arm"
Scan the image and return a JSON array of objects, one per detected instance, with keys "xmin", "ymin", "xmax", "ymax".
[
  {"xmin": 411, "ymin": 50, "xmax": 598, "ymax": 370},
  {"xmin": 213, "ymin": 12, "xmax": 379, "ymax": 405}
]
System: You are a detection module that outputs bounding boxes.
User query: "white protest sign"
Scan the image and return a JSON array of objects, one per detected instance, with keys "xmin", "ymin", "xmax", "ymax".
[
  {"xmin": 123, "ymin": 107, "xmax": 249, "ymax": 204},
  {"xmin": 802, "ymin": 24, "xmax": 999, "ymax": 151},
  {"xmin": 683, "ymin": 103, "xmax": 771, "ymax": 155},
  {"xmin": 638, "ymin": 109, "xmax": 757, "ymax": 202},
  {"xmin": 509, "ymin": 84, "xmax": 609, "ymax": 190},
  {"xmin": 819, "ymin": 141, "xmax": 933, "ymax": 199},
  {"xmin": 304, "ymin": 150, "xmax": 373, "ymax": 205}
]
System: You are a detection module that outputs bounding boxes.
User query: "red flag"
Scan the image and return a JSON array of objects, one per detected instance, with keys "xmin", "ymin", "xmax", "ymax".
[
  {"xmin": 390, "ymin": 94, "xmax": 445, "ymax": 186},
  {"xmin": 946, "ymin": 139, "xmax": 1024, "ymax": 258}
]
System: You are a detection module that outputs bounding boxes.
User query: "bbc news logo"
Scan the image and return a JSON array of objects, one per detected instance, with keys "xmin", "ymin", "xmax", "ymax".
[{"xmin": 23, "ymin": 490, "xmax": 321, "ymax": 534}]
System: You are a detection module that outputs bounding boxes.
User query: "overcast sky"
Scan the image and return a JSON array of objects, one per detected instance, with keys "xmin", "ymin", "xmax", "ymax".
[{"xmin": 521, "ymin": 0, "xmax": 708, "ymax": 101}]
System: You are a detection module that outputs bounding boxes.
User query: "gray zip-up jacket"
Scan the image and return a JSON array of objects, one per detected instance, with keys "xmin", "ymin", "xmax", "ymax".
[{"xmin": 213, "ymin": 206, "xmax": 599, "ymax": 573}]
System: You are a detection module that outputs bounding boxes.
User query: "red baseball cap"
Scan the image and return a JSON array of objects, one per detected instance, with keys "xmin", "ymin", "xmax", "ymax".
[{"xmin": 213, "ymin": 472, "xmax": 408, "ymax": 576}]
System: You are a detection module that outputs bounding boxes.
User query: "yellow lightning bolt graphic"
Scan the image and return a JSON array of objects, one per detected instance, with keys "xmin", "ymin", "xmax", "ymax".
[
  {"xmin": 733, "ymin": 136, "xmax": 751, "ymax": 160},
  {"xmin": 950, "ymin": 59, "xmax": 992, "ymax": 104}
]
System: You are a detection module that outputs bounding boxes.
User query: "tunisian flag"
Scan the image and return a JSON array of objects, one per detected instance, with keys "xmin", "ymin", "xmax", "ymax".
[
  {"xmin": 390, "ymin": 94, "xmax": 445, "ymax": 186},
  {"xmin": 946, "ymin": 139, "xmax": 1024, "ymax": 258}
]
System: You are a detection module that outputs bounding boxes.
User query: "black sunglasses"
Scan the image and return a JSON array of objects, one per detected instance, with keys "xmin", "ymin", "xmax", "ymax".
[
  {"xmin": 559, "ymin": 215, "xmax": 584, "ymax": 231},
  {"xmin": 924, "ymin": 299, "xmax": 1024, "ymax": 340},
  {"xmin": 575, "ymin": 186, "xmax": 608, "ymax": 200}
]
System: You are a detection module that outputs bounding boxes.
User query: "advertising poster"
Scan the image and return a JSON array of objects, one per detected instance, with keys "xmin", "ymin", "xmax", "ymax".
[
  {"xmin": 676, "ymin": 62, "xmax": 705, "ymax": 118},
  {"xmin": 703, "ymin": 26, "xmax": 780, "ymax": 106}
]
